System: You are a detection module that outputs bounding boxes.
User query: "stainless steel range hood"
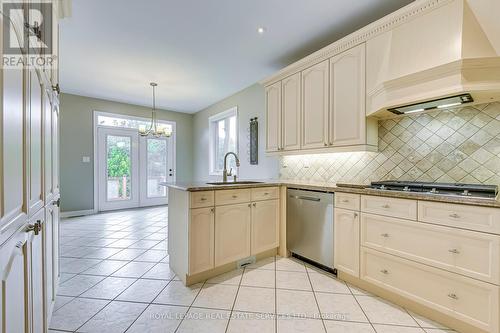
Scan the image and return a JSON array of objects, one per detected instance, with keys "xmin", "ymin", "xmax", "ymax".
[{"xmin": 387, "ymin": 93, "xmax": 474, "ymax": 115}]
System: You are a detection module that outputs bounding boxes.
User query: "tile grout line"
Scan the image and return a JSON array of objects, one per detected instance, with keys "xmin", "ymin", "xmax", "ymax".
[
  {"xmin": 172, "ymin": 280, "xmax": 208, "ymax": 333},
  {"xmin": 224, "ymin": 266, "xmax": 245, "ymax": 333},
  {"xmin": 349, "ymin": 290, "xmax": 378, "ymax": 332},
  {"xmin": 303, "ymin": 263, "xmax": 328, "ymax": 333}
]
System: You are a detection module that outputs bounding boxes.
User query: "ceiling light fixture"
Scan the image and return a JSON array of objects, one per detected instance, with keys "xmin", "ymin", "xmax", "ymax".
[
  {"xmin": 257, "ymin": 27, "xmax": 266, "ymax": 34},
  {"xmin": 139, "ymin": 82, "xmax": 172, "ymax": 138}
]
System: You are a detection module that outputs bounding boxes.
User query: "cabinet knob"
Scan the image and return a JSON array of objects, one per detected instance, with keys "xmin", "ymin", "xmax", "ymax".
[
  {"xmin": 380, "ymin": 269, "xmax": 389, "ymax": 275},
  {"xmin": 449, "ymin": 213, "xmax": 460, "ymax": 219},
  {"xmin": 448, "ymin": 248, "xmax": 460, "ymax": 254},
  {"xmin": 210, "ymin": 208, "xmax": 214, "ymax": 213},
  {"xmin": 232, "ymin": 195, "xmax": 238, "ymax": 199},
  {"xmin": 248, "ymin": 204, "xmax": 251, "ymax": 208},
  {"xmin": 253, "ymin": 203, "xmax": 257, "ymax": 207},
  {"xmin": 353, "ymin": 213, "xmax": 358, "ymax": 218},
  {"xmin": 324, "ymin": 143, "xmax": 328, "ymax": 147},
  {"xmin": 200, "ymin": 197, "xmax": 207, "ymax": 201},
  {"xmin": 448, "ymin": 293, "xmax": 458, "ymax": 300},
  {"xmin": 380, "ymin": 233, "xmax": 389, "ymax": 238}
]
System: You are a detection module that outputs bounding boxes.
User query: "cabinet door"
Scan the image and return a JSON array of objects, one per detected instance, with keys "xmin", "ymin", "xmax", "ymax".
[
  {"xmin": 43, "ymin": 89, "xmax": 53, "ymax": 203},
  {"xmin": 52, "ymin": 196, "xmax": 60, "ymax": 288},
  {"xmin": 302, "ymin": 60, "xmax": 329, "ymax": 149},
  {"xmin": 334, "ymin": 208, "xmax": 360, "ymax": 277},
  {"xmin": 330, "ymin": 44, "xmax": 366, "ymax": 147},
  {"xmin": 28, "ymin": 213, "xmax": 45, "ymax": 333},
  {"xmin": 251, "ymin": 200, "xmax": 279, "ymax": 255},
  {"xmin": 0, "ymin": 229, "xmax": 29, "ymax": 333},
  {"xmin": 281, "ymin": 73, "xmax": 301, "ymax": 151},
  {"xmin": 215, "ymin": 203, "xmax": 251, "ymax": 266},
  {"xmin": 189, "ymin": 207, "xmax": 215, "ymax": 275},
  {"xmin": 265, "ymin": 82, "xmax": 282, "ymax": 152},
  {"xmin": 28, "ymin": 69, "xmax": 44, "ymax": 215},
  {"xmin": 52, "ymin": 105, "xmax": 60, "ymax": 196},
  {"xmin": 44, "ymin": 205, "xmax": 55, "ymax": 319},
  {"xmin": 1, "ymin": 30, "xmax": 27, "ymax": 235}
]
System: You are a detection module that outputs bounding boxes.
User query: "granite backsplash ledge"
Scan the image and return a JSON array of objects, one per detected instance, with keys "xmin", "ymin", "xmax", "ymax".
[{"xmin": 279, "ymin": 102, "xmax": 500, "ymax": 187}]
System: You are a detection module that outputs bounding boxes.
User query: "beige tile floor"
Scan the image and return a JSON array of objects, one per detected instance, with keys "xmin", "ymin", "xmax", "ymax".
[{"xmin": 49, "ymin": 206, "xmax": 455, "ymax": 333}]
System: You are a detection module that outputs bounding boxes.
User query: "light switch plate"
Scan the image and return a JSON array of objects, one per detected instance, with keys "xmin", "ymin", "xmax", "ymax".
[{"xmin": 82, "ymin": 156, "xmax": 90, "ymax": 163}]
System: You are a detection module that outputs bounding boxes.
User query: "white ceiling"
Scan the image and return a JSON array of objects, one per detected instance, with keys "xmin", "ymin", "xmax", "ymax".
[{"xmin": 60, "ymin": 0, "xmax": 414, "ymax": 113}]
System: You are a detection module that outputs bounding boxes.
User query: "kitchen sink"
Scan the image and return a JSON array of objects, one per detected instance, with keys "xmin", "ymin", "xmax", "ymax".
[{"xmin": 206, "ymin": 181, "xmax": 264, "ymax": 185}]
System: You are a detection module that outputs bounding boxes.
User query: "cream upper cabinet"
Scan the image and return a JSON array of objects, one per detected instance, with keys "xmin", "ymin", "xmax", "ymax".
[
  {"xmin": 189, "ymin": 207, "xmax": 215, "ymax": 275},
  {"xmin": 265, "ymin": 82, "xmax": 282, "ymax": 152},
  {"xmin": 329, "ymin": 44, "xmax": 366, "ymax": 147},
  {"xmin": 281, "ymin": 73, "xmax": 301, "ymax": 151},
  {"xmin": 301, "ymin": 60, "xmax": 329, "ymax": 149},
  {"xmin": 334, "ymin": 208, "xmax": 360, "ymax": 277},
  {"xmin": 251, "ymin": 199, "xmax": 279, "ymax": 254},
  {"xmin": 214, "ymin": 203, "xmax": 251, "ymax": 266}
]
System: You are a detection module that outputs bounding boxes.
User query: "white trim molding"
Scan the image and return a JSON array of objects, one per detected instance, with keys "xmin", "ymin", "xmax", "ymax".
[{"xmin": 60, "ymin": 209, "xmax": 95, "ymax": 218}]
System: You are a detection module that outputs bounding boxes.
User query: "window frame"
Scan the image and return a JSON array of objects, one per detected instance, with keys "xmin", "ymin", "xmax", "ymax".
[{"xmin": 208, "ymin": 107, "xmax": 239, "ymax": 176}]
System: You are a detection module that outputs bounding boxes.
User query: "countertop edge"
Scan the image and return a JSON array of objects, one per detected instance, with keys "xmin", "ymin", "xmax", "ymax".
[{"xmin": 161, "ymin": 181, "xmax": 500, "ymax": 208}]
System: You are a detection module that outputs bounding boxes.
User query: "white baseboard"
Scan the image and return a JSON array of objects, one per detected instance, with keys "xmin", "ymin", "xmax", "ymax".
[{"xmin": 60, "ymin": 209, "xmax": 96, "ymax": 218}]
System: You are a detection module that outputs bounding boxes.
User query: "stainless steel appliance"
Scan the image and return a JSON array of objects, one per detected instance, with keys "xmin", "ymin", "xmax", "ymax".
[
  {"xmin": 370, "ymin": 181, "xmax": 498, "ymax": 199},
  {"xmin": 287, "ymin": 189, "xmax": 334, "ymax": 272}
]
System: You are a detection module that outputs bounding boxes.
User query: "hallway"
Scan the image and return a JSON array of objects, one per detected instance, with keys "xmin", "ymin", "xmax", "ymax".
[{"xmin": 50, "ymin": 207, "xmax": 453, "ymax": 333}]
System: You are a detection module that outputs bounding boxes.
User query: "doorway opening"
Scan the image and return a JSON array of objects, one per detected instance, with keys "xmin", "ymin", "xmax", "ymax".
[{"xmin": 93, "ymin": 111, "xmax": 176, "ymax": 212}]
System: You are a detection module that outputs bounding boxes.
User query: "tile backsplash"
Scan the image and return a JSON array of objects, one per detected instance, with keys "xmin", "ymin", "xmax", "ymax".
[{"xmin": 279, "ymin": 102, "xmax": 500, "ymax": 187}]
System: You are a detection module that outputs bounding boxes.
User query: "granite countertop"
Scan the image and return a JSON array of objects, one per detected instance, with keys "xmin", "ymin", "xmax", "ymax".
[{"xmin": 161, "ymin": 180, "xmax": 500, "ymax": 208}]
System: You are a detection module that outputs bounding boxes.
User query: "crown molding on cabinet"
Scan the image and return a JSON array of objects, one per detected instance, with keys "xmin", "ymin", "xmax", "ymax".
[{"xmin": 260, "ymin": 0, "xmax": 453, "ymax": 86}]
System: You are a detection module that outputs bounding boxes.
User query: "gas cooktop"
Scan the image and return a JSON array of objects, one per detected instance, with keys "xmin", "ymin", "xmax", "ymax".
[{"xmin": 370, "ymin": 181, "xmax": 498, "ymax": 199}]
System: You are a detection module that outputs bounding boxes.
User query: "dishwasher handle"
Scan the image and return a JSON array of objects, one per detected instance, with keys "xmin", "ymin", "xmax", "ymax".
[{"xmin": 289, "ymin": 195, "xmax": 321, "ymax": 202}]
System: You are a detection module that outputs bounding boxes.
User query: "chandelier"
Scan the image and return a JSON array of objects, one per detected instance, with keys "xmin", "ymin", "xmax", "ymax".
[{"xmin": 139, "ymin": 82, "xmax": 172, "ymax": 137}]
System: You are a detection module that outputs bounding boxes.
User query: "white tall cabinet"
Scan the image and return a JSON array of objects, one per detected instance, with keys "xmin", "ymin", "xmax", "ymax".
[{"xmin": 0, "ymin": 1, "xmax": 63, "ymax": 332}]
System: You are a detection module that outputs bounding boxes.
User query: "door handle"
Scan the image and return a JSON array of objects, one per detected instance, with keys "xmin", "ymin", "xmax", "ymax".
[{"xmin": 290, "ymin": 195, "xmax": 321, "ymax": 202}]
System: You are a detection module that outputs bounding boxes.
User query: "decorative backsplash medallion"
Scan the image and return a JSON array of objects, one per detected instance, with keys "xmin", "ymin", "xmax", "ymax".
[{"xmin": 280, "ymin": 102, "xmax": 500, "ymax": 186}]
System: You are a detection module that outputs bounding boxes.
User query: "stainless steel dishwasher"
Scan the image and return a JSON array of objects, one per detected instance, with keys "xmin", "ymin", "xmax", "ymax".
[{"xmin": 287, "ymin": 188, "xmax": 334, "ymax": 272}]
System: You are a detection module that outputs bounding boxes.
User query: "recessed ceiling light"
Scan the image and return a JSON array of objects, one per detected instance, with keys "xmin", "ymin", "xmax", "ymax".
[{"xmin": 257, "ymin": 27, "xmax": 266, "ymax": 34}]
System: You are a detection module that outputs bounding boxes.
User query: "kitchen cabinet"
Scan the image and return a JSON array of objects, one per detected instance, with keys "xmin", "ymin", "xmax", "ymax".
[
  {"xmin": 334, "ymin": 207, "xmax": 360, "ymax": 277},
  {"xmin": 28, "ymin": 211, "xmax": 45, "ymax": 333},
  {"xmin": 265, "ymin": 82, "xmax": 281, "ymax": 152},
  {"xmin": 282, "ymin": 73, "xmax": 301, "ymax": 151},
  {"xmin": 215, "ymin": 203, "xmax": 251, "ymax": 266},
  {"xmin": 251, "ymin": 199, "xmax": 279, "ymax": 254},
  {"xmin": 44, "ymin": 88, "xmax": 54, "ymax": 203},
  {"xmin": 189, "ymin": 207, "xmax": 215, "ymax": 275},
  {"xmin": 329, "ymin": 43, "xmax": 367, "ymax": 147},
  {"xmin": 301, "ymin": 60, "xmax": 329, "ymax": 149}
]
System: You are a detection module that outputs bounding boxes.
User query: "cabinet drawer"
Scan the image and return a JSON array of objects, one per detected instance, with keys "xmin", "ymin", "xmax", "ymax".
[
  {"xmin": 361, "ymin": 213, "xmax": 500, "ymax": 284},
  {"xmin": 418, "ymin": 201, "xmax": 500, "ymax": 235},
  {"xmin": 190, "ymin": 191, "xmax": 214, "ymax": 208},
  {"xmin": 251, "ymin": 187, "xmax": 279, "ymax": 201},
  {"xmin": 335, "ymin": 193, "xmax": 360, "ymax": 210},
  {"xmin": 215, "ymin": 189, "xmax": 251, "ymax": 206},
  {"xmin": 361, "ymin": 247, "xmax": 499, "ymax": 333},
  {"xmin": 361, "ymin": 195, "xmax": 417, "ymax": 220}
]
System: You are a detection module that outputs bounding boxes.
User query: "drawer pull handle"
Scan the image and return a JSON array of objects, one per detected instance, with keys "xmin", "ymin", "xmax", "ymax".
[
  {"xmin": 448, "ymin": 293, "xmax": 459, "ymax": 300},
  {"xmin": 342, "ymin": 199, "xmax": 350, "ymax": 203},
  {"xmin": 381, "ymin": 233, "xmax": 389, "ymax": 238},
  {"xmin": 382, "ymin": 204, "xmax": 390, "ymax": 208},
  {"xmin": 448, "ymin": 249, "xmax": 460, "ymax": 254},
  {"xmin": 449, "ymin": 213, "xmax": 460, "ymax": 218},
  {"xmin": 232, "ymin": 195, "xmax": 238, "ymax": 199},
  {"xmin": 200, "ymin": 198, "xmax": 207, "ymax": 201},
  {"xmin": 264, "ymin": 192, "xmax": 269, "ymax": 195},
  {"xmin": 380, "ymin": 269, "xmax": 389, "ymax": 275}
]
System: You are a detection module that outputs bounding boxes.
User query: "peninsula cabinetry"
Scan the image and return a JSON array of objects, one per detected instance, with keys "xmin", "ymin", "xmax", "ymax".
[{"xmin": 169, "ymin": 186, "xmax": 280, "ymax": 285}]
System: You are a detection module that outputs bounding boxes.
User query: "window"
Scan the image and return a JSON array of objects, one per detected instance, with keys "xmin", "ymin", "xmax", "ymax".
[
  {"xmin": 97, "ymin": 114, "xmax": 172, "ymax": 134},
  {"xmin": 209, "ymin": 107, "xmax": 238, "ymax": 175}
]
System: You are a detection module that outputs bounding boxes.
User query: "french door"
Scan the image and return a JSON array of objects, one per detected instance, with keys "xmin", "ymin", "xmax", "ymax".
[{"xmin": 97, "ymin": 127, "xmax": 173, "ymax": 211}]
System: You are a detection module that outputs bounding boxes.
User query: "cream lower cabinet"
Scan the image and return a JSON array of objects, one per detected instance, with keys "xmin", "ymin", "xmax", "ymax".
[
  {"xmin": 215, "ymin": 203, "xmax": 252, "ymax": 266},
  {"xmin": 189, "ymin": 207, "xmax": 215, "ymax": 275},
  {"xmin": 334, "ymin": 207, "xmax": 360, "ymax": 277},
  {"xmin": 251, "ymin": 200, "xmax": 279, "ymax": 254}
]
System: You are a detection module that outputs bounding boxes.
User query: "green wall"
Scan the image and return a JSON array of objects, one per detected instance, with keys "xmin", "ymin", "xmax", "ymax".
[{"xmin": 59, "ymin": 93, "xmax": 193, "ymax": 212}]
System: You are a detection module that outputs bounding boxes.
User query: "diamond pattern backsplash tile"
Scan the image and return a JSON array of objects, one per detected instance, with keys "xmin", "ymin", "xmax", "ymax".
[{"xmin": 279, "ymin": 102, "xmax": 500, "ymax": 186}]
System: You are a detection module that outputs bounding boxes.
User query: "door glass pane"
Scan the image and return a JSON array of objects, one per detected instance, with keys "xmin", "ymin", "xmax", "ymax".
[
  {"xmin": 147, "ymin": 139, "xmax": 167, "ymax": 198},
  {"xmin": 106, "ymin": 135, "xmax": 131, "ymax": 201}
]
